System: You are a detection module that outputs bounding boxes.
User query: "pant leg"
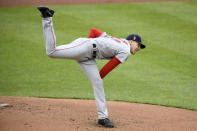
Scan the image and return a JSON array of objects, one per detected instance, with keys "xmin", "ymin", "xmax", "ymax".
[
  {"xmin": 42, "ymin": 17, "xmax": 56, "ymax": 56},
  {"xmin": 42, "ymin": 17, "xmax": 92, "ymax": 60},
  {"xmin": 78, "ymin": 60, "xmax": 108, "ymax": 119}
]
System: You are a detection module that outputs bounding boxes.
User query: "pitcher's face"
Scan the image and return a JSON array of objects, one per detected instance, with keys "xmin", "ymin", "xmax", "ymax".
[{"xmin": 130, "ymin": 41, "xmax": 141, "ymax": 55}]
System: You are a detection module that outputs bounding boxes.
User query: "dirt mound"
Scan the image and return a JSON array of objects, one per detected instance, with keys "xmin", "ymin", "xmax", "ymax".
[{"xmin": 0, "ymin": 96, "xmax": 196, "ymax": 131}]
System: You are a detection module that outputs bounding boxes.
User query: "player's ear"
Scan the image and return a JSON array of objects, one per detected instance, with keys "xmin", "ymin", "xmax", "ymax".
[{"xmin": 128, "ymin": 40, "xmax": 133, "ymax": 44}]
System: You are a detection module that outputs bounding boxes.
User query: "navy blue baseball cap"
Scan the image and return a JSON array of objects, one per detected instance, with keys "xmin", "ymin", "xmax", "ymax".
[{"xmin": 126, "ymin": 34, "xmax": 146, "ymax": 49}]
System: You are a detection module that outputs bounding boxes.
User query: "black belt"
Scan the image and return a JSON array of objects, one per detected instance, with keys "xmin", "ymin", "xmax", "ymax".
[{"xmin": 92, "ymin": 44, "xmax": 97, "ymax": 58}]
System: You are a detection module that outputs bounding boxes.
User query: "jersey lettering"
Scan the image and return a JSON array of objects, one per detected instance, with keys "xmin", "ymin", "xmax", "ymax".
[
  {"xmin": 111, "ymin": 37, "xmax": 121, "ymax": 43},
  {"xmin": 111, "ymin": 37, "xmax": 128, "ymax": 45},
  {"xmin": 122, "ymin": 39, "xmax": 129, "ymax": 45}
]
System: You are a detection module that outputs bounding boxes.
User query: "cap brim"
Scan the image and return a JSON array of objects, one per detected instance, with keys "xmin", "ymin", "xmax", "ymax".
[
  {"xmin": 140, "ymin": 44, "xmax": 146, "ymax": 49},
  {"xmin": 137, "ymin": 42, "xmax": 146, "ymax": 49}
]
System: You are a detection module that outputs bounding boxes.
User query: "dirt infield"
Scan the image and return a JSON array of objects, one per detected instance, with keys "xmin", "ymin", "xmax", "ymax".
[
  {"xmin": 1, "ymin": 0, "xmax": 196, "ymax": 130},
  {"xmin": 0, "ymin": 0, "xmax": 192, "ymax": 7},
  {"xmin": 0, "ymin": 96, "xmax": 197, "ymax": 131}
]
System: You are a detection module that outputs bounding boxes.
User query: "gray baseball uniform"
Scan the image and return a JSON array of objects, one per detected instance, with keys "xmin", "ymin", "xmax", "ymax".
[{"xmin": 42, "ymin": 17, "xmax": 131, "ymax": 119}]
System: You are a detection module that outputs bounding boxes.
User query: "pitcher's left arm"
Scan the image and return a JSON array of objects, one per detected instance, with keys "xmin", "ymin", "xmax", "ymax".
[{"xmin": 99, "ymin": 57, "xmax": 121, "ymax": 79}]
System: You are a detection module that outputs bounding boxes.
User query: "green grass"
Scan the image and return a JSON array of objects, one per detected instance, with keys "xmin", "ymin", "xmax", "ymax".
[{"xmin": 0, "ymin": 1, "xmax": 197, "ymax": 110}]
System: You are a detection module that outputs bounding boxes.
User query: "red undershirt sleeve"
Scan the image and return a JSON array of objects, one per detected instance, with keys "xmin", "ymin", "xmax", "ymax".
[
  {"xmin": 88, "ymin": 28, "xmax": 103, "ymax": 38},
  {"xmin": 99, "ymin": 57, "xmax": 121, "ymax": 79}
]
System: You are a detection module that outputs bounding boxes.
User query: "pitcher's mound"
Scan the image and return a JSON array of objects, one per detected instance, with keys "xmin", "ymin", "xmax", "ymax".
[{"xmin": 0, "ymin": 96, "xmax": 196, "ymax": 131}]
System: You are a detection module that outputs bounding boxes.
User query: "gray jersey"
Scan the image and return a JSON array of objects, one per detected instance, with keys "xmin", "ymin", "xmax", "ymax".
[{"xmin": 94, "ymin": 32, "xmax": 131, "ymax": 63}]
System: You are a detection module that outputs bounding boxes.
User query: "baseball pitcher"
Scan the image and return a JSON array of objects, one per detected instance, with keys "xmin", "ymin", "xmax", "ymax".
[{"xmin": 37, "ymin": 6, "xmax": 146, "ymax": 128}]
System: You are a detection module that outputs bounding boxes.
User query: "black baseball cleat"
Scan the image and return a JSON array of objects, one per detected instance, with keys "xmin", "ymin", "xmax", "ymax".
[
  {"xmin": 98, "ymin": 118, "xmax": 114, "ymax": 128},
  {"xmin": 37, "ymin": 6, "xmax": 54, "ymax": 18}
]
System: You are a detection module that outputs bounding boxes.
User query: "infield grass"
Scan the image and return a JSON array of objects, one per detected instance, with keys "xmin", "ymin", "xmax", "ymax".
[{"xmin": 0, "ymin": 1, "xmax": 197, "ymax": 110}]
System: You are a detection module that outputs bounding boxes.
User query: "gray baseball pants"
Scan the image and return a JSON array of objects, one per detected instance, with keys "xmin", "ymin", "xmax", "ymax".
[{"xmin": 41, "ymin": 17, "xmax": 108, "ymax": 119}]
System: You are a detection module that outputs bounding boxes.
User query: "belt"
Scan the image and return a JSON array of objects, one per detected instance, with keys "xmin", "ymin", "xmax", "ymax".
[{"xmin": 92, "ymin": 44, "xmax": 97, "ymax": 58}]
